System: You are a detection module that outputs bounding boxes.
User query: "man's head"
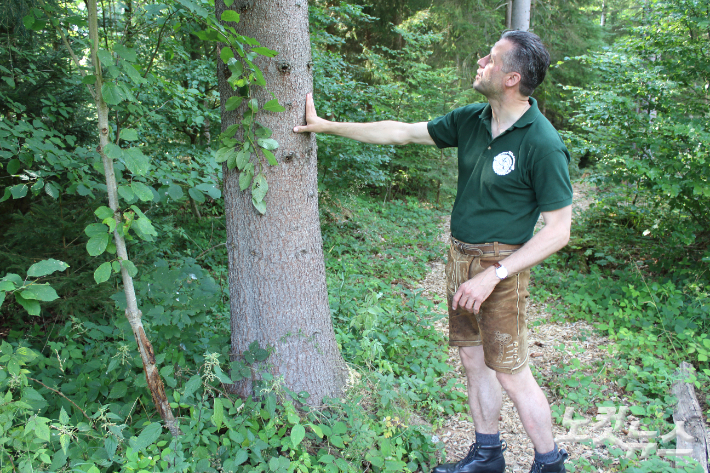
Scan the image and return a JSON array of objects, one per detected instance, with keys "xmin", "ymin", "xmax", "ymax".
[{"xmin": 473, "ymin": 31, "xmax": 550, "ymax": 98}]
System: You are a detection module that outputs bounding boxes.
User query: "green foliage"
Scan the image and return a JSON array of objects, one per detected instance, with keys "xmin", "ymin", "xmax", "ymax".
[{"xmin": 564, "ymin": 0, "xmax": 710, "ymax": 244}]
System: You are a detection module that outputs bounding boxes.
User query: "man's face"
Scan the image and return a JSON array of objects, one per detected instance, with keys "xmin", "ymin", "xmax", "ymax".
[{"xmin": 473, "ymin": 39, "xmax": 514, "ymax": 98}]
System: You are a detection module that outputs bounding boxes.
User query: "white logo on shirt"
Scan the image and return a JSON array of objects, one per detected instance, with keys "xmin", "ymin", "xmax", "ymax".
[{"xmin": 492, "ymin": 151, "xmax": 515, "ymax": 176}]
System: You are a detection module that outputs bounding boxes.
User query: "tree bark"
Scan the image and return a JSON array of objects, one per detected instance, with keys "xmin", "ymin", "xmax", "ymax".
[
  {"xmin": 511, "ymin": 0, "xmax": 531, "ymax": 31},
  {"xmin": 506, "ymin": 0, "xmax": 513, "ymax": 30},
  {"xmin": 216, "ymin": 0, "xmax": 347, "ymax": 405}
]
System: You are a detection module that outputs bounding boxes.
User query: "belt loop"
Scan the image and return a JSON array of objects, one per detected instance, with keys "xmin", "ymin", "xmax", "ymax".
[{"xmin": 494, "ymin": 241, "xmax": 499, "ymax": 257}]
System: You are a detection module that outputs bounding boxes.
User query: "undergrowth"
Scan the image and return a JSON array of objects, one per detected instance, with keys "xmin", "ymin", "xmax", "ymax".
[
  {"xmin": 529, "ymin": 182, "xmax": 709, "ymax": 473},
  {"xmin": 0, "ymin": 192, "xmax": 462, "ymax": 472}
]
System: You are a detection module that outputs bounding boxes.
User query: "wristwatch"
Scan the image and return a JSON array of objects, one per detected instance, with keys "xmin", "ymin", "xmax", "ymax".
[{"xmin": 493, "ymin": 262, "xmax": 508, "ymax": 280}]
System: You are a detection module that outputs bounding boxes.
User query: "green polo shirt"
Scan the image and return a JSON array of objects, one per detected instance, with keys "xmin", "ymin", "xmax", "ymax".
[{"xmin": 427, "ymin": 98, "xmax": 573, "ymax": 245}]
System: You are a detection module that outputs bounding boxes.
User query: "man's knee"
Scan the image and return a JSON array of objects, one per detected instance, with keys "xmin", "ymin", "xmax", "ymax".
[
  {"xmin": 459, "ymin": 345, "xmax": 487, "ymax": 372},
  {"xmin": 495, "ymin": 367, "xmax": 532, "ymax": 395}
]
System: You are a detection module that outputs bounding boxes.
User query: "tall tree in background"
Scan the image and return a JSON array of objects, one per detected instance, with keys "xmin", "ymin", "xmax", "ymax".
[
  {"xmin": 216, "ymin": 0, "xmax": 347, "ymax": 404},
  {"xmin": 511, "ymin": 0, "xmax": 531, "ymax": 30}
]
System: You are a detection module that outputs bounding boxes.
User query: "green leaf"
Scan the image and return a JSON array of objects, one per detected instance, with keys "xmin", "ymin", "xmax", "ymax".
[
  {"xmin": 239, "ymin": 164, "xmax": 254, "ymax": 191},
  {"xmin": 0, "ymin": 292, "xmax": 5, "ymax": 307},
  {"xmin": 233, "ymin": 449, "xmax": 248, "ymax": 466},
  {"xmin": 0, "ymin": 280, "xmax": 16, "ymax": 292},
  {"xmin": 227, "ymin": 58, "xmax": 244, "ymax": 77},
  {"xmin": 252, "ymin": 173, "xmax": 268, "ymax": 202},
  {"xmin": 44, "ymin": 182, "xmax": 60, "ymax": 199},
  {"xmin": 252, "ymin": 197, "xmax": 266, "ymax": 214},
  {"xmin": 221, "ymin": 123, "xmax": 240, "ymax": 138},
  {"xmin": 97, "ymin": 49, "xmax": 113, "ymax": 66},
  {"xmin": 291, "ymin": 424, "xmax": 305, "ymax": 448},
  {"xmin": 95, "ymin": 206, "xmax": 114, "ymax": 220},
  {"xmin": 257, "ymin": 138, "xmax": 278, "ymax": 150},
  {"xmin": 252, "ymin": 47, "xmax": 278, "ymax": 58},
  {"xmin": 105, "ymin": 435, "xmax": 118, "ymax": 461},
  {"xmin": 263, "ymin": 99, "xmax": 286, "ymax": 112},
  {"xmin": 20, "ymin": 284, "xmax": 59, "ymax": 302},
  {"xmin": 94, "ymin": 262, "xmax": 112, "ymax": 284},
  {"xmin": 188, "ymin": 187, "xmax": 205, "ymax": 203},
  {"xmin": 215, "ymin": 146, "xmax": 238, "ymax": 164},
  {"xmin": 132, "ymin": 218, "xmax": 158, "ymax": 240},
  {"xmin": 227, "ymin": 153, "xmax": 238, "ymax": 170},
  {"xmin": 220, "ymin": 47, "xmax": 234, "ymax": 64},
  {"xmin": 113, "ymin": 44, "xmax": 137, "ymax": 62},
  {"xmin": 22, "ymin": 14, "xmax": 35, "ymax": 30},
  {"xmin": 11, "ymin": 184, "xmax": 27, "ymax": 199},
  {"xmin": 59, "ymin": 407, "xmax": 70, "ymax": 425},
  {"xmin": 120, "ymin": 260, "xmax": 138, "ymax": 277},
  {"xmin": 253, "ymin": 67, "xmax": 266, "ymax": 86},
  {"xmin": 262, "ymin": 149, "xmax": 278, "ymax": 166},
  {"xmin": 167, "ymin": 184, "xmax": 183, "ymax": 200},
  {"xmin": 7, "ymin": 159, "xmax": 21, "ymax": 175},
  {"xmin": 629, "ymin": 405, "xmax": 645, "ymax": 416},
  {"xmin": 196, "ymin": 183, "xmax": 221, "ymax": 199},
  {"xmin": 122, "ymin": 147, "xmax": 151, "ymax": 176},
  {"xmin": 236, "ymin": 150, "xmax": 250, "ymax": 170},
  {"xmin": 0, "ymin": 188, "xmax": 11, "ymax": 203},
  {"xmin": 85, "ymin": 223, "xmax": 109, "ymax": 238},
  {"xmin": 101, "ymin": 83, "xmax": 125, "ymax": 105},
  {"xmin": 225, "ymin": 96, "xmax": 244, "ymax": 111},
  {"xmin": 248, "ymin": 98, "xmax": 258, "ymax": 112},
  {"xmin": 119, "ymin": 128, "xmax": 139, "ymax": 141},
  {"xmin": 117, "ymin": 185, "xmax": 136, "ymax": 202},
  {"xmin": 183, "ymin": 375, "xmax": 202, "ymax": 399},
  {"xmin": 27, "ymin": 259, "xmax": 69, "ymax": 277},
  {"xmin": 15, "ymin": 293, "xmax": 40, "ymax": 315},
  {"xmin": 133, "ymin": 422, "xmax": 162, "ymax": 453},
  {"xmin": 131, "ymin": 182, "xmax": 154, "ymax": 202},
  {"xmin": 108, "ymin": 382, "xmax": 127, "ymax": 399},
  {"xmin": 82, "ymin": 75, "xmax": 97, "ymax": 85},
  {"xmin": 221, "ymin": 10, "xmax": 240, "ymax": 23},
  {"xmin": 87, "ymin": 234, "xmax": 110, "ymax": 256},
  {"xmin": 212, "ymin": 398, "xmax": 224, "ymax": 429}
]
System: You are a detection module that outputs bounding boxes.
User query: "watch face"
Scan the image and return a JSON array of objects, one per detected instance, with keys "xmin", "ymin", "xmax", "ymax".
[{"xmin": 496, "ymin": 265, "xmax": 508, "ymax": 279}]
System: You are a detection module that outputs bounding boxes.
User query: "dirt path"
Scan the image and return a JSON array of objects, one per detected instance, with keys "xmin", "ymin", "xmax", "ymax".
[{"xmin": 419, "ymin": 182, "xmax": 616, "ymax": 471}]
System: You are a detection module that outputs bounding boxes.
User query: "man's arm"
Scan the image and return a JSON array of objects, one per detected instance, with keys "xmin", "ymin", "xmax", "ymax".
[
  {"xmin": 452, "ymin": 205, "xmax": 572, "ymax": 313},
  {"xmin": 293, "ymin": 93, "xmax": 435, "ymax": 146}
]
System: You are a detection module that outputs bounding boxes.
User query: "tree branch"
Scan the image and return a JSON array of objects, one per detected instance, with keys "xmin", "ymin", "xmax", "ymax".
[{"xmin": 29, "ymin": 377, "xmax": 93, "ymax": 423}]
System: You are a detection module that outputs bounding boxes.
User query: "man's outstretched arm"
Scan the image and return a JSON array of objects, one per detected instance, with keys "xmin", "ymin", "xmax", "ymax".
[{"xmin": 293, "ymin": 93, "xmax": 435, "ymax": 146}]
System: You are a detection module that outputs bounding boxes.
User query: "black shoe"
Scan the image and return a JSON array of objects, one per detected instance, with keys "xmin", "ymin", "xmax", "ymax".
[
  {"xmin": 528, "ymin": 448, "xmax": 569, "ymax": 473},
  {"xmin": 432, "ymin": 441, "xmax": 506, "ymax": 473}
]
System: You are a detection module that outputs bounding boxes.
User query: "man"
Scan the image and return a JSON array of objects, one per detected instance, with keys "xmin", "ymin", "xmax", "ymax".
[{"xmin": 294, "ymin": 30, "xmax": 572, "ymax": 473}]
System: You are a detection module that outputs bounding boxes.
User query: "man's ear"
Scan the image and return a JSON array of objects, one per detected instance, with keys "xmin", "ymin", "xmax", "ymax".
[{"xmin": 504, "ymin": 72, "xmax": 522, "ymax": 89}]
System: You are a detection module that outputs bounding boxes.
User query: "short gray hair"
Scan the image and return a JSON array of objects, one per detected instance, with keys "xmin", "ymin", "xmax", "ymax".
[{"xmin": 500, "ymin": 31, "xmax": 550, "ymax": 96}]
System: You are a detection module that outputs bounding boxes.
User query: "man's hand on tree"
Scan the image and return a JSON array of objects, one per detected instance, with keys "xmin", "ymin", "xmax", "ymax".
[
  {"xmin": 293, "ymin": 93, "xmax": 328, "ymax": 134},
  {"xmin": 452, "ymin": 267, "xmax": 500, "ymax": 314}
]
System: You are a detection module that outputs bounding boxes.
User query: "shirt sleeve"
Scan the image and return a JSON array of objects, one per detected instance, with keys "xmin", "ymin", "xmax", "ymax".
[
  {"xmin": 427, "ymin": 110, "xmax": 459, "ymax": 149},
  {"xmin": 532, "ymin": 149, "xmax": 574, "ymax": 212}
]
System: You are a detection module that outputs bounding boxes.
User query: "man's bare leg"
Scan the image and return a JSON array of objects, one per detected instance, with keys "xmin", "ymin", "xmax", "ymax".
[
  {"xmin": 496, "ymin": 366, "xmax": 555, "ymax": 454},
  {"xmin": 459, "ymin": 346, "xmax": 502, "ymax": 434}
]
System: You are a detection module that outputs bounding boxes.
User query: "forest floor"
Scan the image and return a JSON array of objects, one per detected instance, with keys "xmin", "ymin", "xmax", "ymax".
[{"xmin": 419, "ymin": 183, "xmax": 633, "ymax": 472}]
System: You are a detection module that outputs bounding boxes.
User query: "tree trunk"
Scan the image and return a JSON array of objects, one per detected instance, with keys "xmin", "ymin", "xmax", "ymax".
[
  {"xmin": 511, "ymin": 0, "xmax": 531, "ymax": 31},
  {"xmin": 216, "ymin": 0, "xmax": 347, "ymax": 405},
  {"xmin": 506, "ymin": 0, "xmax": 513, "ymax": 30},
  {"xmin": 86, "ymin": 0, "xmax": 178, "ymax": 436}
]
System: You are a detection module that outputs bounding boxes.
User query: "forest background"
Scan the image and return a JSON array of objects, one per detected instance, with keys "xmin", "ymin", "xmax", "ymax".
[{"xmin": 1, "ymin": 0, "xmax": 709, "ymax": 471}]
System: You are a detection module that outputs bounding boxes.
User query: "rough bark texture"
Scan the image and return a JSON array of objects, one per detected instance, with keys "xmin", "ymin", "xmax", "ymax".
[
  {"xmin": 511, "ymin": 0, "xmax": 531, "ymax": 31},
  {"xmin": 671, "ymin": 362, "xmax": 709, "ymax": 472},
  {"xmin": 217, "ymin": 0, "xmax": 347, "ymax": 404},
  {"xmin": 87, "ymin": 0, "xmax": 178, "ymax": 436}
]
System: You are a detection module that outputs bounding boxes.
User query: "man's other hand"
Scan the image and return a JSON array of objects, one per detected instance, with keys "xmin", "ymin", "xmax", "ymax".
[
  {"xmin": 452, "ymin": 267, "xmax": 500, "ymax": 314},
  {"xmin": 293, "ymin": 93, "xmax": 326, "ymax": 134}
]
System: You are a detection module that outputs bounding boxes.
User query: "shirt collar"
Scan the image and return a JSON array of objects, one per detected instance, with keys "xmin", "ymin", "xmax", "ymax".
[{"xmin": 479, "ymin": 97, "xmax": 541, "ymax": 130}]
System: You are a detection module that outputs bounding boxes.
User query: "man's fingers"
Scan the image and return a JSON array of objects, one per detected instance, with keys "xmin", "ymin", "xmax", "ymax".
[
  {"xmin": 473, "ymin": 299, "xmax": 482, "ymax": 315},
  {"xmin": 452, "ymin": 290, "xmax": 462, "ymax": 310}
]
